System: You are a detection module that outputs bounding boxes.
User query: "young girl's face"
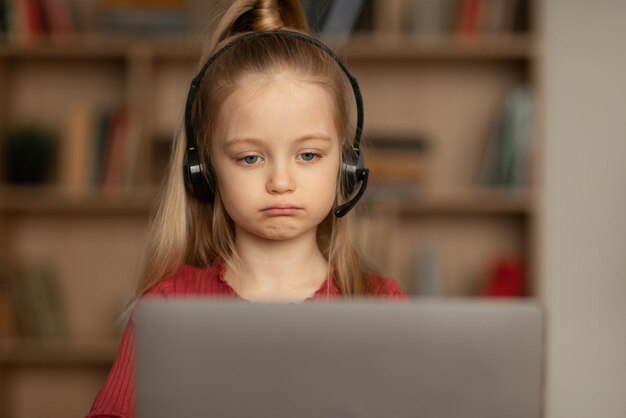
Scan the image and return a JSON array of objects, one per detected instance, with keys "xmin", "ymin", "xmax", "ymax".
[{"xmin": 211, "ymin": 72, "xmax": 341, "ymax": 242}]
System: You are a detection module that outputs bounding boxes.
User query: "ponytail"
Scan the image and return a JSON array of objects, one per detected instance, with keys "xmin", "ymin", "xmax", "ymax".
[
  {"xmin": 253, "ymin": 0, "xmax": 288, "ymax": 31},
  {"xmin": 208, "ymin": 0, "xmax": 309, "ymax": 49}
]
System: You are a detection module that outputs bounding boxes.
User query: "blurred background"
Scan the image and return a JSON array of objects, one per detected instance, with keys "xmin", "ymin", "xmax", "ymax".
[{"xmin": 0, "ymin": 0, "xmax": 624, "ymax": 417}]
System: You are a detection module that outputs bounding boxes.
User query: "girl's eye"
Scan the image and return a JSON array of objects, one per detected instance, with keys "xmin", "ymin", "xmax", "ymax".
[
  {"xmin": 299, "ymin": 152, "xmax": 320, "ymax": 162},
  {"xmin": 240, "ymin": 155, "xmax": 260, "ymax": 165}
]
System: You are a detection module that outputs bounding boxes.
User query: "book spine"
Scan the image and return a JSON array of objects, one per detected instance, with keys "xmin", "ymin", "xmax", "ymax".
[
  {"xmin": 122, "ymin": 111, "xmax": 140, "ymax": 192},
  {"xmin": 414, "ymin": 245, "xmax": 441, "ymax": 296},
  {"xmin": 101, "ymin": 106, "xmax": 130, "ymax": 195},
  {"xmin": 41, "ymin": 0, "xmax": 75, "ymax": 39},
  {"xmin": 501, "ymin": 0, "xmax": 519, "ymax": 32},
  {"xmin": 410, "ymin": 0, "xmax": 455, "ymax": 36},
  {"xmin": 91, "ymin": 109, "xmax": 113, "ymax": 187},
  {"xmin": 457, "ymin": 0, "xmax": 482, "ymax": 36},
  {"xmin": 59, "ymin": 106, "xmax": 95, "ymax": 196},
  {"xmin": 0, "ymin": 0, "xmax": 7, "ymax": 34},
  {"xmin": 322, "ymin": 0, "xmax": 365, "ymax": 37},
  {"xmin": 0, "ymin": 266, "xmax": 19, "ymax": 337}
]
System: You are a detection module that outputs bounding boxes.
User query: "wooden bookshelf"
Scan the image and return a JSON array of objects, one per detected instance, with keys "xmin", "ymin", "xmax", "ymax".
[{"xmin": 0, "ymin": 1, "xmax": 541, "ymax": 417}]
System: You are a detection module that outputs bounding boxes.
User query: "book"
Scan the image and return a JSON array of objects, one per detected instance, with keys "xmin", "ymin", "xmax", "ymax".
[
  {"xmin": 11, "ymin": 264, "xmax": 67, "ymax": 338},
  {"xmin": 480, "ymin": 0, "xmax": 507, "ymax": 34},
  {"xmin": 414, "ymin": 245, "xmax": 441, "ymax": 296},
  {"xmin": 0, "ymin": 0, "xmax": 8, "ymax": 34},
  {"xmin": 40, "ymin": 0, "xmax": 75, "ymax": 40},
  {"xmin": 91, "ymin": 108, "xmax": 113, "ymax": 186},
  {"xmin": 501, "ymin": 0, "xmax": 520, "ymax": 32},
  {"xmin": 24, "ymin": 0, "xmax": 46, "ymax": 35},
  {"xmin": 366, "ymin": 136, "xmax": 430, "ymax": 181},
  {"xmin": 410, "ymin": 0, "xmax": 456, "ymax": 36},
  {"xmin": 351, "ymin": 0, "xmax": 373, "ymax": 32},
  {"xmin": 100, "ymin": 0, "xmax": 191, "ymax": 34},
  {"xmin": 101, "ymin": 106, "xmax": 130, "ymax": 195},
  {"xmin": 0, "ymin": 264, "xmax": 18, "ymax": 337},
  {"xmin": 6, "ymin": 0, "xmax": 75, "ymax": 43},
  {"xmin": 322, "ymin": 0, "xmax": 366, "ymax": 38},
  {"xmin": 481, "ymin": 256, "xmax": 525, "ymax": 297},
  {"xmin": 364, "ymin": 136, "xmax": 430, "ymax": 200},
  {"xmin": 511, "ymin": 0, "xmax": 529, "ymax": 32},
  {"xmin": 58, "ymin": 105, "xmax": 96, "ymax": 196},
  {"xmin": 301, "ymin": 0, "xmax": 335, "ymax": 33},
  {"xmin": 122, "ymin": 109, "xmax": 140, "ymax": 192},
  {"xmin": 477, "ymin": 85, "xmax": 533, "ymax": 188},
  {"xmin": 506, "ymin": 85, "xmax": 533, "ymax": 187},
  {"xmin": 56, "ymin": 104, "xmax": 139, "ymax": 196},
  {"xmin": 456, "ymin": 0, "xmax": 482, "ymax": 37}
]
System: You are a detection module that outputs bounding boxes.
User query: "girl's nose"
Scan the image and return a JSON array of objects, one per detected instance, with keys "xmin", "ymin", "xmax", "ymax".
[{"xmin": 266, "ymin": 163, "xmax": 295, "ymax": 194}]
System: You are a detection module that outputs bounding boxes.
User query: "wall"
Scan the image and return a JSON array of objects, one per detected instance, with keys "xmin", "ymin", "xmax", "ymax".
[{"xmin": 541, "ymin": 1, "xmax": 626, "ymax": 417}]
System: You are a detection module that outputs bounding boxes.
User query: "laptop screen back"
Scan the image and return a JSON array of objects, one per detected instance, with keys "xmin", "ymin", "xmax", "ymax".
[{"xmin": 135, "ymin": 299, "xmax": 543, "ymax": 418}]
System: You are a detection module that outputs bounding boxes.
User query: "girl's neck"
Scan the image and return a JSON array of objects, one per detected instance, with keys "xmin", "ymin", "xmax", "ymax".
[{"xmin": 224, "ymin": 228, "xmax": 330, "ymax": 301}]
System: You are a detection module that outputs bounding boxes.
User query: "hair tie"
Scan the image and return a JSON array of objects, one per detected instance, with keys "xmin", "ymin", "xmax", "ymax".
[{"xmin": 253, "ymin": 0, "xmax": 284, "ymax": 31}]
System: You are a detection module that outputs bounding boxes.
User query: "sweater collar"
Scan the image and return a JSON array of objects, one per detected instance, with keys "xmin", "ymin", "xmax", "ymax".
[{"xmin": 212, "ymin": 257, "xmax": 340, "ymax": 301}]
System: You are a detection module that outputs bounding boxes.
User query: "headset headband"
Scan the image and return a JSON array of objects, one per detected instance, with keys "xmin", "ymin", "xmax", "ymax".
[
  {"xmin": 184, "ymin": 29, "xmax": 364, "ymax": 152},
  {"xmin": 183, "ymin": 29, "xmax": 369, "ymax": 218}
]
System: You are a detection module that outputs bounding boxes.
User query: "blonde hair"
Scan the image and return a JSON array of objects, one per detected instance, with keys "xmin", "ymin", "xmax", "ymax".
[{"xmin": 128, "ymin": 0, "xmax": 372, "ymax": 310}]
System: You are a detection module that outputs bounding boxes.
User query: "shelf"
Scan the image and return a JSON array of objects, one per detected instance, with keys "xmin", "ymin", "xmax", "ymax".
[
  {"xmin": 365, "ymin": 188, "xmax": 534, "ymax": 216},
  {"xmin": 0, "ymin": 34, "xmax": 133, "ymax": 60},
  {"xmin": 331, "ymin": 33, "xmax": 536, "ymax": 61},
  {"xmin": 0, "ymin": 337, "xmax": 118, "ymax": 367},
  {"xmin": 0, "ymin": 185, "xmax": 532, "ymax": 216},
  {"xmin": 0, "ymin": 186, "xmax": 157, "ymax": 215},
  {"xmin": 0, "ymin": 33, "xmax": 535, "ymax": 62}
]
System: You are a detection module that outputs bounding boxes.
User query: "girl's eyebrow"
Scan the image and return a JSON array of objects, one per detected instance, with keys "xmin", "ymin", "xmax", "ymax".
[{"xmin": 224, "ymin": 134, "xmax": 332, "ymax": 148}]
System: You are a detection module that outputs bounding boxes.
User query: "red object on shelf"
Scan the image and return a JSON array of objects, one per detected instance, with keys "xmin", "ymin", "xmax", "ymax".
[
  {"xmin": 457, "ymin": 0, "xmax": 482, "ymax": 36},
  {"xmin": 482, "ymin": 256, "xmax": 525, "ymax": 297}
]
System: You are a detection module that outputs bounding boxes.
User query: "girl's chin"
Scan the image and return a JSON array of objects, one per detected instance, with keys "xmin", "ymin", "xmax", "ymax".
[{"xmin": 244, "ymin": 226, "xmax": 315, "ymax": 242}]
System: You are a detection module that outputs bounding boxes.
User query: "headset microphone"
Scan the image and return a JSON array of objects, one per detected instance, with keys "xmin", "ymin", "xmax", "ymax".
[{"xmin": 183, "ymin": 30, "xmax": 369, "ymax": 218}]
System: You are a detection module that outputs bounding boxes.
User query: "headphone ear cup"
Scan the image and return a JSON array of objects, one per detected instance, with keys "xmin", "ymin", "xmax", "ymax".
[
  {"xmin": 341, "ymin": 148, "xmax": 365, "ymax": 197},
  {"xmin": 183, "ymin": 147, "xmax": 216, "ymax": 200},
  {"xmin": 341, "ymin": 161, "xmax": 358, "ymax": 197}
]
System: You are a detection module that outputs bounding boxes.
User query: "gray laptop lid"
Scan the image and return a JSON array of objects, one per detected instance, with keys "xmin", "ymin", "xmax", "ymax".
[{"xmin": 135, "ymin": 300, "xmax": 543, "ymax": 418}]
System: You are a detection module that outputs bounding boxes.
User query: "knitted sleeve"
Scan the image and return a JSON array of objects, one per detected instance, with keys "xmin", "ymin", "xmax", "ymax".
[
  {"xmin": 84, "ymin": 279, "xmax": 174, "ymax": 418},
  {"xmin": 367, "ymin": 275, "xmax": 408, "ymax": 300}
]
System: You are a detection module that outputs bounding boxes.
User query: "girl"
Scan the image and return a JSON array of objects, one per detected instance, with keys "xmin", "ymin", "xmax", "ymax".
[{"xmin": 86, "ymin": 0, "xmax": 405, "ymax": 417}]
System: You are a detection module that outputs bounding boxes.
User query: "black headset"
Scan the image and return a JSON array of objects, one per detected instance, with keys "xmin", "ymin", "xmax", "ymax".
[{"xmin": 183, "ymin": 30, "xmax": 369, "ymax": 218}]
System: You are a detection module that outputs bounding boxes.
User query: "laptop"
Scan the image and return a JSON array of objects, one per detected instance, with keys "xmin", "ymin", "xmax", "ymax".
[{"xmin": 135, "ymin": 299, "xmax": 543, "ymax": 418}]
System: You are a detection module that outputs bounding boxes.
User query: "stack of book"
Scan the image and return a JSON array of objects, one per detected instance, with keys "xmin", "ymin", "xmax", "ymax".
[
  {"xmin": 364, "ymin": 136, "xmax": 430, "ymax": 200},
  {"xmin": 0, "ymin": 0, "xmax": 75, "ymax": 43},
  {"xmin": 99, "ymin": 0, "xmax": 191, "ymax": 35},
  {"xmin": 409, "ymin": 0, "xmax": 529, "ymax": 37}
]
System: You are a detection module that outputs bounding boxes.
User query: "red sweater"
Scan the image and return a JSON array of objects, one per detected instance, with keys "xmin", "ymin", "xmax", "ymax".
[{"xmin": 86, "ymin": 261, "xmax": 407, "ymax": 418}]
